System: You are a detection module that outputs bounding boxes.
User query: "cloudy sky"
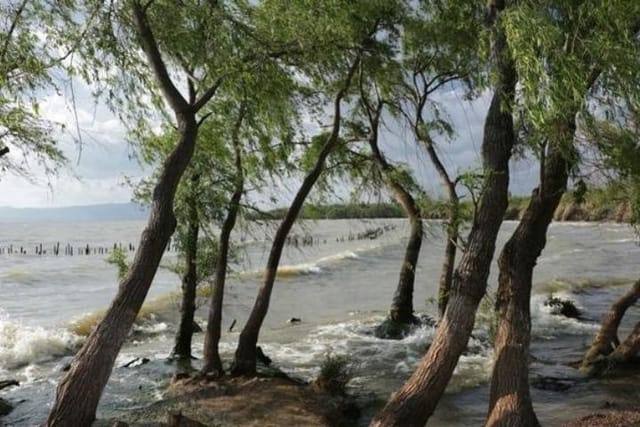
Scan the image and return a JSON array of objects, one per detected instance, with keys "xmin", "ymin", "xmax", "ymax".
[{"xmin": 1, "ymin": 80, "xmax": 539, "ymax": 208}]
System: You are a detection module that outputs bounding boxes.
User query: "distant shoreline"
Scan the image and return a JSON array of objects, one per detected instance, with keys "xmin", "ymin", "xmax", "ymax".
[{"xmin": 0, "ymin": 190, "xmax": 634, "ymax": 224}]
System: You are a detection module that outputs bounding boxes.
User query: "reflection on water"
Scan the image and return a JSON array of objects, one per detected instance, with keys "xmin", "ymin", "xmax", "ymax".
[{"xmin": 0, "ymin": 219, "xmax": 639, "ymax": 426}]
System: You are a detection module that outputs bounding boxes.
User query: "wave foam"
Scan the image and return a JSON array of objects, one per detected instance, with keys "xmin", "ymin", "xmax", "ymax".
[
  {"xmin": 530, "ymin": 294, "xmax": 598, "ymax": 339},
  {"xmin": 0, "ymin": 313, "xmax": 83, "ymax": 370},
  {"xmin": 276, "ymin": 263, "xmax": 323, "ymax": 277}
]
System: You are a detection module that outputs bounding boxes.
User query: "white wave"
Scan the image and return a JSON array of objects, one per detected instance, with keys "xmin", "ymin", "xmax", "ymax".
[
  {"xmin": 276, "ymin": 263, "xmax": 323, "ymax": 277},
  {"xmin": 317, "ymin": 251, "xmax": 360, "ymax": 264},
  {"xmin": 605, "ymin": 238, "xmax": 636, "ymax": 244},
  {"xmin": 132, "ymin": 321, "xmax": 169, "ymax": 335},
  {"xmin": 260, "ymin": 315, "xmax": 492, "ymax": 393},
  {"xmin": 0, "ymin": 312, "xmax": 83, "ymax": 370},
  {"xmin": 530, "ymin": 294, "xmax": 598, "ymax": 339}
]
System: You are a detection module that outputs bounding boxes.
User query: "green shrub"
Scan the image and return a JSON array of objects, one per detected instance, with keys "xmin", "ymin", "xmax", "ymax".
[{"xmin": 315, "ymin": 352, "xmax": 355, "ymax": 395}]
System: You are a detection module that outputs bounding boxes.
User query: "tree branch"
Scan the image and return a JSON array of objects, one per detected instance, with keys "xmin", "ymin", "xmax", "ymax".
[{"xmin": 131, "ymin": 1, "xmax": 189, "ymax": 113}]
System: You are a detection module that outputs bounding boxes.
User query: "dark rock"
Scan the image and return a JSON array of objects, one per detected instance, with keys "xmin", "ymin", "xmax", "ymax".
[
  {"xmin": 417, "ymin": 314, "xmax": 437, "ymax": 328},
  {"xmin": 544, "ymin": 296, "xmax": 582, "ymax": 319},
  {"xmin": 531, "ymin": 376, "xmax": 577, "ymax": 392},
  {"xmin": 0, "ymin": 398, "xmax": 12, "ymax": 416},
  {"xmin": 62, "ymin": 363, "xmax": 71, "ymax": 372},
  {"xmin": 167, "ymin": 411, "xmax": 207, "ymax": 427},
  {"xmin": 287, "ymin": 317, "xmax": 302, "ymax": 323}
]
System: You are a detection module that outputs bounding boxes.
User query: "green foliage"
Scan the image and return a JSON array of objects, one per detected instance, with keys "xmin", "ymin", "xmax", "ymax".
[
  {"xmin": 0, "ymin": 1, "xmax": 73, "ymax": 176},
  {"xmin": 503, "ymin": 1, "xmax": 640, "ymax": 151},
  {"xmin": 106, "ymin": 247, "xmax": 129, "ymax": 281},
  {"xmin": 169, "ymin": 233, "xmax": 220, "ymax": 284},
  {"xmin": 316, "ymin": 352, "xmax": 355, "ymax": 395}
]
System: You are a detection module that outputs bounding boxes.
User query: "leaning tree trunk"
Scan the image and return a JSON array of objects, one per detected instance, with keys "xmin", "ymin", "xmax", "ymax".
[
  {"xmin": 371, "ymin": 3, "xmax": 516, "ymax": 425},
  {"xmin": 415, "ymin": 92, "xmax": 460, "ymax": 319},
  {"xmin": 202, "ymin": 106, "xmax": 246, "ymax": 376},
  {"xmin": 389, "ymin": 213, "xmax": 423, "ymax": 324},
  {"xmin": 172, "ymin": 174, "xmax": 200, "ymax": 360},
  {"xmin": 46, "ymin": 2, "xmax": 219, "ymax": 424},
  {"xmin": 46, "ymin": 114, "xmax": 198, "ymax": 427},
  {"xmin": 367, "ymin": 106, "xmax": 423, "ymax": 325},
  {"xmin": 232, "ymin": 58, "xmax": 360, "ymax": 376},
  {"xmin": 486, "ymin": 137, "xmax": 575, "ymax": 427},
  {"xmin": 423, "ymin": 138, "xmax": 460, "ymax": 319},
  {"xmin": 581, "ymin": 279, "xmax": 640, "ymax": 374},
  {"xmin": 610, "ymin": 321, "xmax": 640, "ymax": 361}
]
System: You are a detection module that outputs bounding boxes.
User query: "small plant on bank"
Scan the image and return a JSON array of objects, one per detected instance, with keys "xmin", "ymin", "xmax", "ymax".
[
  {"xmin": 106, "ymin": 247, "xmax": 129, "ymax": 281},
  {"xmin": 315, "ymin": 352, "xmax": 355, "ymax": 395}
]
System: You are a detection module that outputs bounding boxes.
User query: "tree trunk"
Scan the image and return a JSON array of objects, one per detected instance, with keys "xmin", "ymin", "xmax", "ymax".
[
  {"xmin": 46, "ymin": 114, "xmax": 198, "ymax": 427},
  {"xmin": 611, "ymin": 321, "xmax": 640, "ymax": 361},
  {"xmin": 232, "ymin": 57, "xmax": 360, "ymax": 376},
  {"xmin": 414, "ymin": 81, "xmax": 460, "ymax": 320},
  {"xmin": 172, "ymin": 175, "xmax": 200, "ymax": 360},
  {"xmin": 486, "ymin": 137, "xmax": 575, "ymax": 427},
  {"xmin": 368, "ymin": 113, "xmax": 423, "ymax": 325},
  {"xmin": 46, "ymin": 2, "xmax": 218, "ymax": 424},
  {"xmin": 437, "ymin": 191, "xmax": 459, "ymax": 318},
  {"xmin": 389, "ymin": 215, "xmax": 422, "ymax": 324},
  {"xmin": 371, "ymin": 2, "xmax": 516, "ymax": 425},
  {"xmin": 581, "ymin": 279, "xmax": 640, "ymax": 373},
  {"xmin": 202, "ymin": 106, "xmax": 246, "ymax": 376}
]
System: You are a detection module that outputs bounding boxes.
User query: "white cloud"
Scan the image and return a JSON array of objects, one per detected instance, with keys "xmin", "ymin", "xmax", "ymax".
[{"xmin": 2, "ymin": 78, "xmax": 541, "ymax": 208}]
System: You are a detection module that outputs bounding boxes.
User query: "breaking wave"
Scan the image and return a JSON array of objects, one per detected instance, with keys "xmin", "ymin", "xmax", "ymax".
[{"xmin": 0, "ymin": 311, "xmax": 83, "ymax": 370}]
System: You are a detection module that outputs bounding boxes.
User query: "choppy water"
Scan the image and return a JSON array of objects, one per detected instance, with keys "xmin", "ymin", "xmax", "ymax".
[{"xmin": 0, "ymin": 219, "xmax": 639, "ymax": 426}]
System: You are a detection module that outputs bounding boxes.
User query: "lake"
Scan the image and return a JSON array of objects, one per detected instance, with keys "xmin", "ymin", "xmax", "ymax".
[{"xmin": 0, "ymin": 219, "xmax": 639, "ymax": 426}]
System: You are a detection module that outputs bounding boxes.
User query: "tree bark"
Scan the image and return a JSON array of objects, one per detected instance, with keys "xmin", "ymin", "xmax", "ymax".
[
  {"xmin": 414, "ymin": 89, "xmax": 460, "ymax": 320},
  {"xmin": 46, "ymin": 2, "xmax": 217, "ymax": 425},
  {"xmin": 172, "ymin": 174, "xmax": 200, "ymax": 360},
  {"xmin": 202, "ymin": 106, "xmax": 246, "ymax": 376},
  {"xmin": 46, "ymin": 114, "xmax": 198, "ymax": 427},
  {"xmin": 367, "ymin": 107, "xmax": 423, "ymax": 325},
  {"xmin": 232, "ymin": 56, "xmax": 361, "ymax": 376},
  {"xmin": 581, "ymin": 279, "xmax": 640, "ymax": 373},
  {"xmin": 486, "ymin": 136, "xmax": 576, "ymax": 427},
  {"xmin": 371, "ymin": 2, "xmax": 516, "ymax": 425}
]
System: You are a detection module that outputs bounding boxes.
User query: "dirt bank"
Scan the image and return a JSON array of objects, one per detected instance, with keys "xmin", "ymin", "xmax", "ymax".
[{"xmin": 103, "ymin": 374, "xmax": 358, "ymax": 427}]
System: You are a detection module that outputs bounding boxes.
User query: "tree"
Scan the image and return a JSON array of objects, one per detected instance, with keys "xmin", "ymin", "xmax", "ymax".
[
  {"xmin": 398, "ymin": 0, "xmax": 481, "ymax": 317},
  {"xmin": 231, "ymin": 0, "xmax": 406, "ymax": 376},
  {"xmin": 581, "ymin": 106, "xmax": 640, "ymax": 374},
  {"xmin": 360, "ymin": 92, "xmax": 424, "ymax": 328},
  {"xmin": 352, "ymin": 58, "xmax": 425, "ymax": 328},
  {"xmin": 46, "ymin": 1, "xmax": 249, "ymax": 424},
  {"xmin": 487, "ymin": 3, "xmax": 640, "ymax": 424},
  {"xmin": 201, "ymin": 60, "xmax": 298, "ymax": 376},
  {"xmin": 371, "ymin": 0, "xmax": 517, "ymax": 424},
  {"xmin": 0, "ymin": 1, "xmax": 79, "ymax": 176}
]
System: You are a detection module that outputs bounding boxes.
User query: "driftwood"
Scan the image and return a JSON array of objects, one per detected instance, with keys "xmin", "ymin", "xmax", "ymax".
[
  {"xmin": 121, "ymin": 357, "xmax": 150, "ymax": 368},
  {"xmin": 0, "ymin": 380, "xmax": 18, "ymax": 391}
]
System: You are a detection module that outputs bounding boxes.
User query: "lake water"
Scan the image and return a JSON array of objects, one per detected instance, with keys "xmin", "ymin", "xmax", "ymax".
[{"xmin": 0, "ymin": 219, "xmax": 639, "ymax": 426}]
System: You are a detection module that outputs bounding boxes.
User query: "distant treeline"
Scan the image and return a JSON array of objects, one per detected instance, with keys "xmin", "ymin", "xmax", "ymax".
[
  {"xmin": 248, "ymin": 202, "xmax": 407, "ymax": 220},
  {"xmin": 253, "ymin": 186, "xmax": 635, "ymax": 223}
]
